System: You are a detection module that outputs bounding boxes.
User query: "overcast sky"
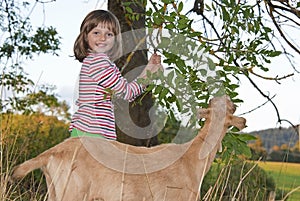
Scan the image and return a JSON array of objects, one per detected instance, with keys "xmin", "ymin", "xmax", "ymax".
[{"xmin": 25, "ymin": 0, "xmax": 300, "ymax": 133}]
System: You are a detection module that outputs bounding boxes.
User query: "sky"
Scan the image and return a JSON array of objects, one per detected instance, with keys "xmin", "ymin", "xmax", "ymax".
[{"xmin": 25, "ymin": 0, "xmax": 300, "ymax": 133}]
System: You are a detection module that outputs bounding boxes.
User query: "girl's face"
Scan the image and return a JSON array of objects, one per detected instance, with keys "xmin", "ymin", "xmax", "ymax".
[{"xmin": 87, "ymin": 23, "xmax": 115, "ymax": 54}]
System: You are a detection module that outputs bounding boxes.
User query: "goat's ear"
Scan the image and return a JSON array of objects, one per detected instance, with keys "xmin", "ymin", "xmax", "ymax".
[
  {"xmin": 198, "ymin": 108, "xmax": 210, "ymax": 119},
  {"xmin": 229, "ymin": 115, "xmax": 246, "ymax": 130}
]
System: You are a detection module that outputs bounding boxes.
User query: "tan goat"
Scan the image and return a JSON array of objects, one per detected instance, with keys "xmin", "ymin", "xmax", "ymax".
[{"xmin": 12, "ymin": 96, "xmax": 246, "ymax": 201}]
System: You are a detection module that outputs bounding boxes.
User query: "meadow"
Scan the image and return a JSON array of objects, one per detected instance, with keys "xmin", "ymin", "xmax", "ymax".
[{"xmin": 258, "ymin": 161, "xmax": 300, "ymax": 201}]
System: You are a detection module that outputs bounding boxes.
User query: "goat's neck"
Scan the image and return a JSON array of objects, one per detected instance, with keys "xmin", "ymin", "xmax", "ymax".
[{"xmin": 184, "ymin": 98, "xmax": 229, "ymax": 175}]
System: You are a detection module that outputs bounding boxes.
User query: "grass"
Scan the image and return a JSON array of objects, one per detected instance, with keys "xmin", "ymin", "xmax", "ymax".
[
  {"xmin": 258, "ymin": 161, "xmax": 300, "ymax": 201},
  {"xmin": 1, "ymin": 138, "xmax": 47, "ymax": 201}
]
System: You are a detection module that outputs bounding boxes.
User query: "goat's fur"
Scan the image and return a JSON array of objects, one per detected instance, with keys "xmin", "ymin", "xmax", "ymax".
[{"xmin": 12, "ymin": 96, "xmax": 246, "ymax": 201}]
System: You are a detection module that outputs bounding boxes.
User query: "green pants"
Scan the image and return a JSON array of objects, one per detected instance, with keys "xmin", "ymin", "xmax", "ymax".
[{"xmin": 70, "ymin": 128, "xmax": 105, "ymax": 138}]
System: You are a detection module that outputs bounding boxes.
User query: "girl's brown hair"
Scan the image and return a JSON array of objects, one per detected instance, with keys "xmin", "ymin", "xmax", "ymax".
[{"xmin": 74, "ymin": 10, "xmax": 122, "ymax": 62}]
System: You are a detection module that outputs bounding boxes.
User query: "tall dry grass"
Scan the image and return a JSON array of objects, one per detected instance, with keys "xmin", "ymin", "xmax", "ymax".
[{"xmin": 1, "ymin": 125, "xmax": 47, "ymax": 200}]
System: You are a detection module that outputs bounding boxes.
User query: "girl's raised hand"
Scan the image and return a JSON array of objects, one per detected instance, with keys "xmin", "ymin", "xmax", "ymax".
[
  {"xmin": 138, "ymin": 53, "xmax": 163, "ymax": 79},
  {"xmin": 148, "ymin": 53, "xmax": 161, "ymax": 65},
  {"xmin": 148, "ymin": 53, "xmax": 163, "ymax": 71}
]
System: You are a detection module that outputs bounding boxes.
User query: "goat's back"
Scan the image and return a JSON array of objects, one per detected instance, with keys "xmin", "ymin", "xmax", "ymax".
[{"xmin": 12, "ymin": 137, "xmax": 198, "ymax": 201}]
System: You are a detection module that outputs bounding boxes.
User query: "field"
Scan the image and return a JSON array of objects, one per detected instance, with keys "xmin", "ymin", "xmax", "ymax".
[{"xmin": 258, "ymin": 161, "xmax": 300, "ymax": 201}]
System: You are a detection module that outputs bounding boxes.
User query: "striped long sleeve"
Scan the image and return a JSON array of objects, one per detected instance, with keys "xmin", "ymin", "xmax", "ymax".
[
  {"xmin": 69, "ymin": 53, "xmax": 145, "ymax": 140},
  {"xmin": 88, "ymin": 54, "xmax": 144, "ymax": 101}
]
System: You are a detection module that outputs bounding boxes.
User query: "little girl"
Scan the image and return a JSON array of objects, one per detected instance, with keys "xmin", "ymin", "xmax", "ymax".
[{"xmin": 69, "ymin": 10, "xmax": 162, "ymax": 140}]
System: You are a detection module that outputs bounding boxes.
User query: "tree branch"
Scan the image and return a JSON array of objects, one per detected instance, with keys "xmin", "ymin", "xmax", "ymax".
[
  {"xmin": 248, "ymin": 67, "xmax": 294, "ymax": 84},
  {"xmin": 235, "ymin": 58, "xmax": 283, "ymax": 126},
  {"xmin": 265, "ymin": 1, "xmax": 300, "ymax": 55}
]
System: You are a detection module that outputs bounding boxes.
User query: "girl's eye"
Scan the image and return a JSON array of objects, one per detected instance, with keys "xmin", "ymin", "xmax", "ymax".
[{"xmin": 107, "ymin": 33, "xmax": 114, "ymax": 37}]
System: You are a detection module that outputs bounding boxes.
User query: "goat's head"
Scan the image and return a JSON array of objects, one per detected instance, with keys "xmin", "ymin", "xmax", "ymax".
[{"xmin": 197, "ymin": 96, "xmax": 246, "ymax": 159}]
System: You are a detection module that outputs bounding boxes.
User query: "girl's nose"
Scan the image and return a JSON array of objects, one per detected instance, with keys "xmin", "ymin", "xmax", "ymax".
[{"xmin": 98, "ymin": 34, "xmax": 106, "ymax": 41}]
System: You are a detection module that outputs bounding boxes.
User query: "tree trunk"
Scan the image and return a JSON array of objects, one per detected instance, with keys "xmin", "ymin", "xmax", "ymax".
[{"xmin": 108, "ymin": 0, "xmax": 158, "ymax": 147}]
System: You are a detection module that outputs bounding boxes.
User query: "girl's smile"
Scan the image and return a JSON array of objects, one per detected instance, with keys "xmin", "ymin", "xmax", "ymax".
[{"xmin": 87, "ymin": 24, "xmax": 115, "ymax": 54}]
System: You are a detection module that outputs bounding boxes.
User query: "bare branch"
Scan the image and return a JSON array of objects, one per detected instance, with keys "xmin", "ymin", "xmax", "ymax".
[
  {"xmin": 242, "ymin": 71, "xmax": 282, "ymax": 126},
  {"xmin": 248, "ymin": 67, "xmax": 294, "ymax": 83},
  {"xmin": 265, "ymin": 1, "xmax": 300, "ymax": 55}
]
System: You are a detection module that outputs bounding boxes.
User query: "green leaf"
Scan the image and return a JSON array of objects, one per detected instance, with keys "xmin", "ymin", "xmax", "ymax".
[
  {"xmin": 221, "ymin": 6, "xmax": 230, "ymax": 21},
  {"xmin": 162, "ymin": 0, "xmax": 175, "ymax": 3},
  {"xmin": 178, "ymin": 18, "xmax": 189, "ymax": 25},
  {"xmin": 263, "ymin": 27, "xmax": 272, "ymax": 33},
  {"xmin": 175, "ymin": 59, "xmax": 187, "ymax": 73},
  {"xmin": 207, "ymin": 57, "xmax": 215, "ymax": 71},
  {"xmin": 159, "ymin": 88, "xmax": 169, "ymax": 100},
  {"xmin": 164, "ymin": 15, "xmax": 175, "ymax": 22},
  {"xmin": 230, "ymin": 26, "xmax": 239, "ymax": 34},
  {"xmin": 219, "ymin": 59, "xmax": 225, "ymax": 66},
  {"xmin": 222, "ymin": 133, "xmax": 253, "ymax": 159},
  {"xmin": 228, "ymin": 54, "xmax": 234, "ymax": 64},
  {"xmin": 269, "ymin": 51, "xmax": 281, "ymax": 57},
  {"xmin": 178, "ymin": 23, "xmax": 189, "ymax": 30},
  {"xmin": 145, "ymin": 8, "xmax": 153, "ymax": 16},
  {"xmin": 178, "ymin": 2, "xmax": 184, "ymax": 13},
  {"xmin": 153, "ymin": 17, "xmax": 163, "ymax": 25},
  {"xmin": 165, "ymin": 23, "xmax": 175, "ymax": 29},
  {"xmin": 158, "ymin": 37, "xmax": 171, "ymax": 49},
  {"xmin": 205, "ymin": 4, "xmax": 212, "ymax": 11},
  {"xmin": 199, "ymin": 69, "xmax": 207, "ymax": 76},
  {"xmin": 175, "ymin": 98, "xmax": 182, "ymax": 112},
  {"xmin": 228, "ymin": 83, "xmax": 239, "ymax": 90},
  {"xmin": 146, "ymin": 84, "xmax": 155, "ymax": 91},
  {"xmin": 189, "ymin": 31, "xmax": 202, "ymax": 37},
  {"xmin": 154, "ymin": 85, "xmax": 163, "ymax": 94},
  {"xmin": 167, "ymin": 94, "xmax": 176, "ymax": 103},
  {"xmin": 167, "ymin": 70, "xmax": 174, "ymax": 82},
  {"xmin": 136, "ymin": 14, "xmax": 140, "ymax": 21},
  {"xmin": 125, "ymin": 6, "xmax": 133, "ymax": 14},
  {"xmin": 122, "ymin": 2, "xmax": 132, "ymax": 6},
  {"xmin": 237, "ymin": 134, "xmax": 257, "ymax": 141}
]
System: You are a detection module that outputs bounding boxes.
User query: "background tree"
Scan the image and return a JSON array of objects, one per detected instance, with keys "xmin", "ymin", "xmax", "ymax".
[
  {"xmin": 281, "ymin": 143, "xmax": 289, "ymax": 151},
  {"xmin": 292, "ymin": 140, "xmax": 300, "ymax": 152},
  {"xmin": 272, "ymin": 144, "xmax": 280, "ymax": 151},
  {"xmin": 248, "ymin": 136, "xmax": 268, "ymax": 160},
  {"xmin": 108, "ymin": 0, "xmax": 159, "ymax": 146},
  {"xmin": 0, "ymin": 0, "xmax": 62, "ymax": 115},
  {"xmin": 1, "ymin": 2, "xmax": 69, "ymax": 199}
]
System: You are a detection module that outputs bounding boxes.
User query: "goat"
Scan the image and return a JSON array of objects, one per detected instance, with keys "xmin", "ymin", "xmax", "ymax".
[{"xmin": 12, "ymin": 96, "xmax": 246, "ymax": 201}]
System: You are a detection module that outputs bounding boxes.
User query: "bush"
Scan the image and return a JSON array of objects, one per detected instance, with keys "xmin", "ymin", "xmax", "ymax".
[
  {"xmin": 201, "ymin": 160, "xmax": 277, "ymax": 201},
  {"xmin": 1, "ymin": 113, "xmax": 69, "ymax": 200}
]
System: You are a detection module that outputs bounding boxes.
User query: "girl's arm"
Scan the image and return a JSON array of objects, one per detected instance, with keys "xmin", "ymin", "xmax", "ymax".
[{"xmin": 89, "ymin": 54, "xmax": 144, "ymax": 101}]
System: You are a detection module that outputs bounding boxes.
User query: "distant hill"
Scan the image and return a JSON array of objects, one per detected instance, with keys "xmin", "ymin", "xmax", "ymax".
[{"xmin": 248, "ymin": 126, "xmax": 299, "ymax": 152}]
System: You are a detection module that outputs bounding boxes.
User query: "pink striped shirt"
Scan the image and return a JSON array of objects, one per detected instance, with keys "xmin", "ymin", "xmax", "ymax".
[{"xmin": 69, "ymin": 53, "xmax": 144, "ymax": 140}]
